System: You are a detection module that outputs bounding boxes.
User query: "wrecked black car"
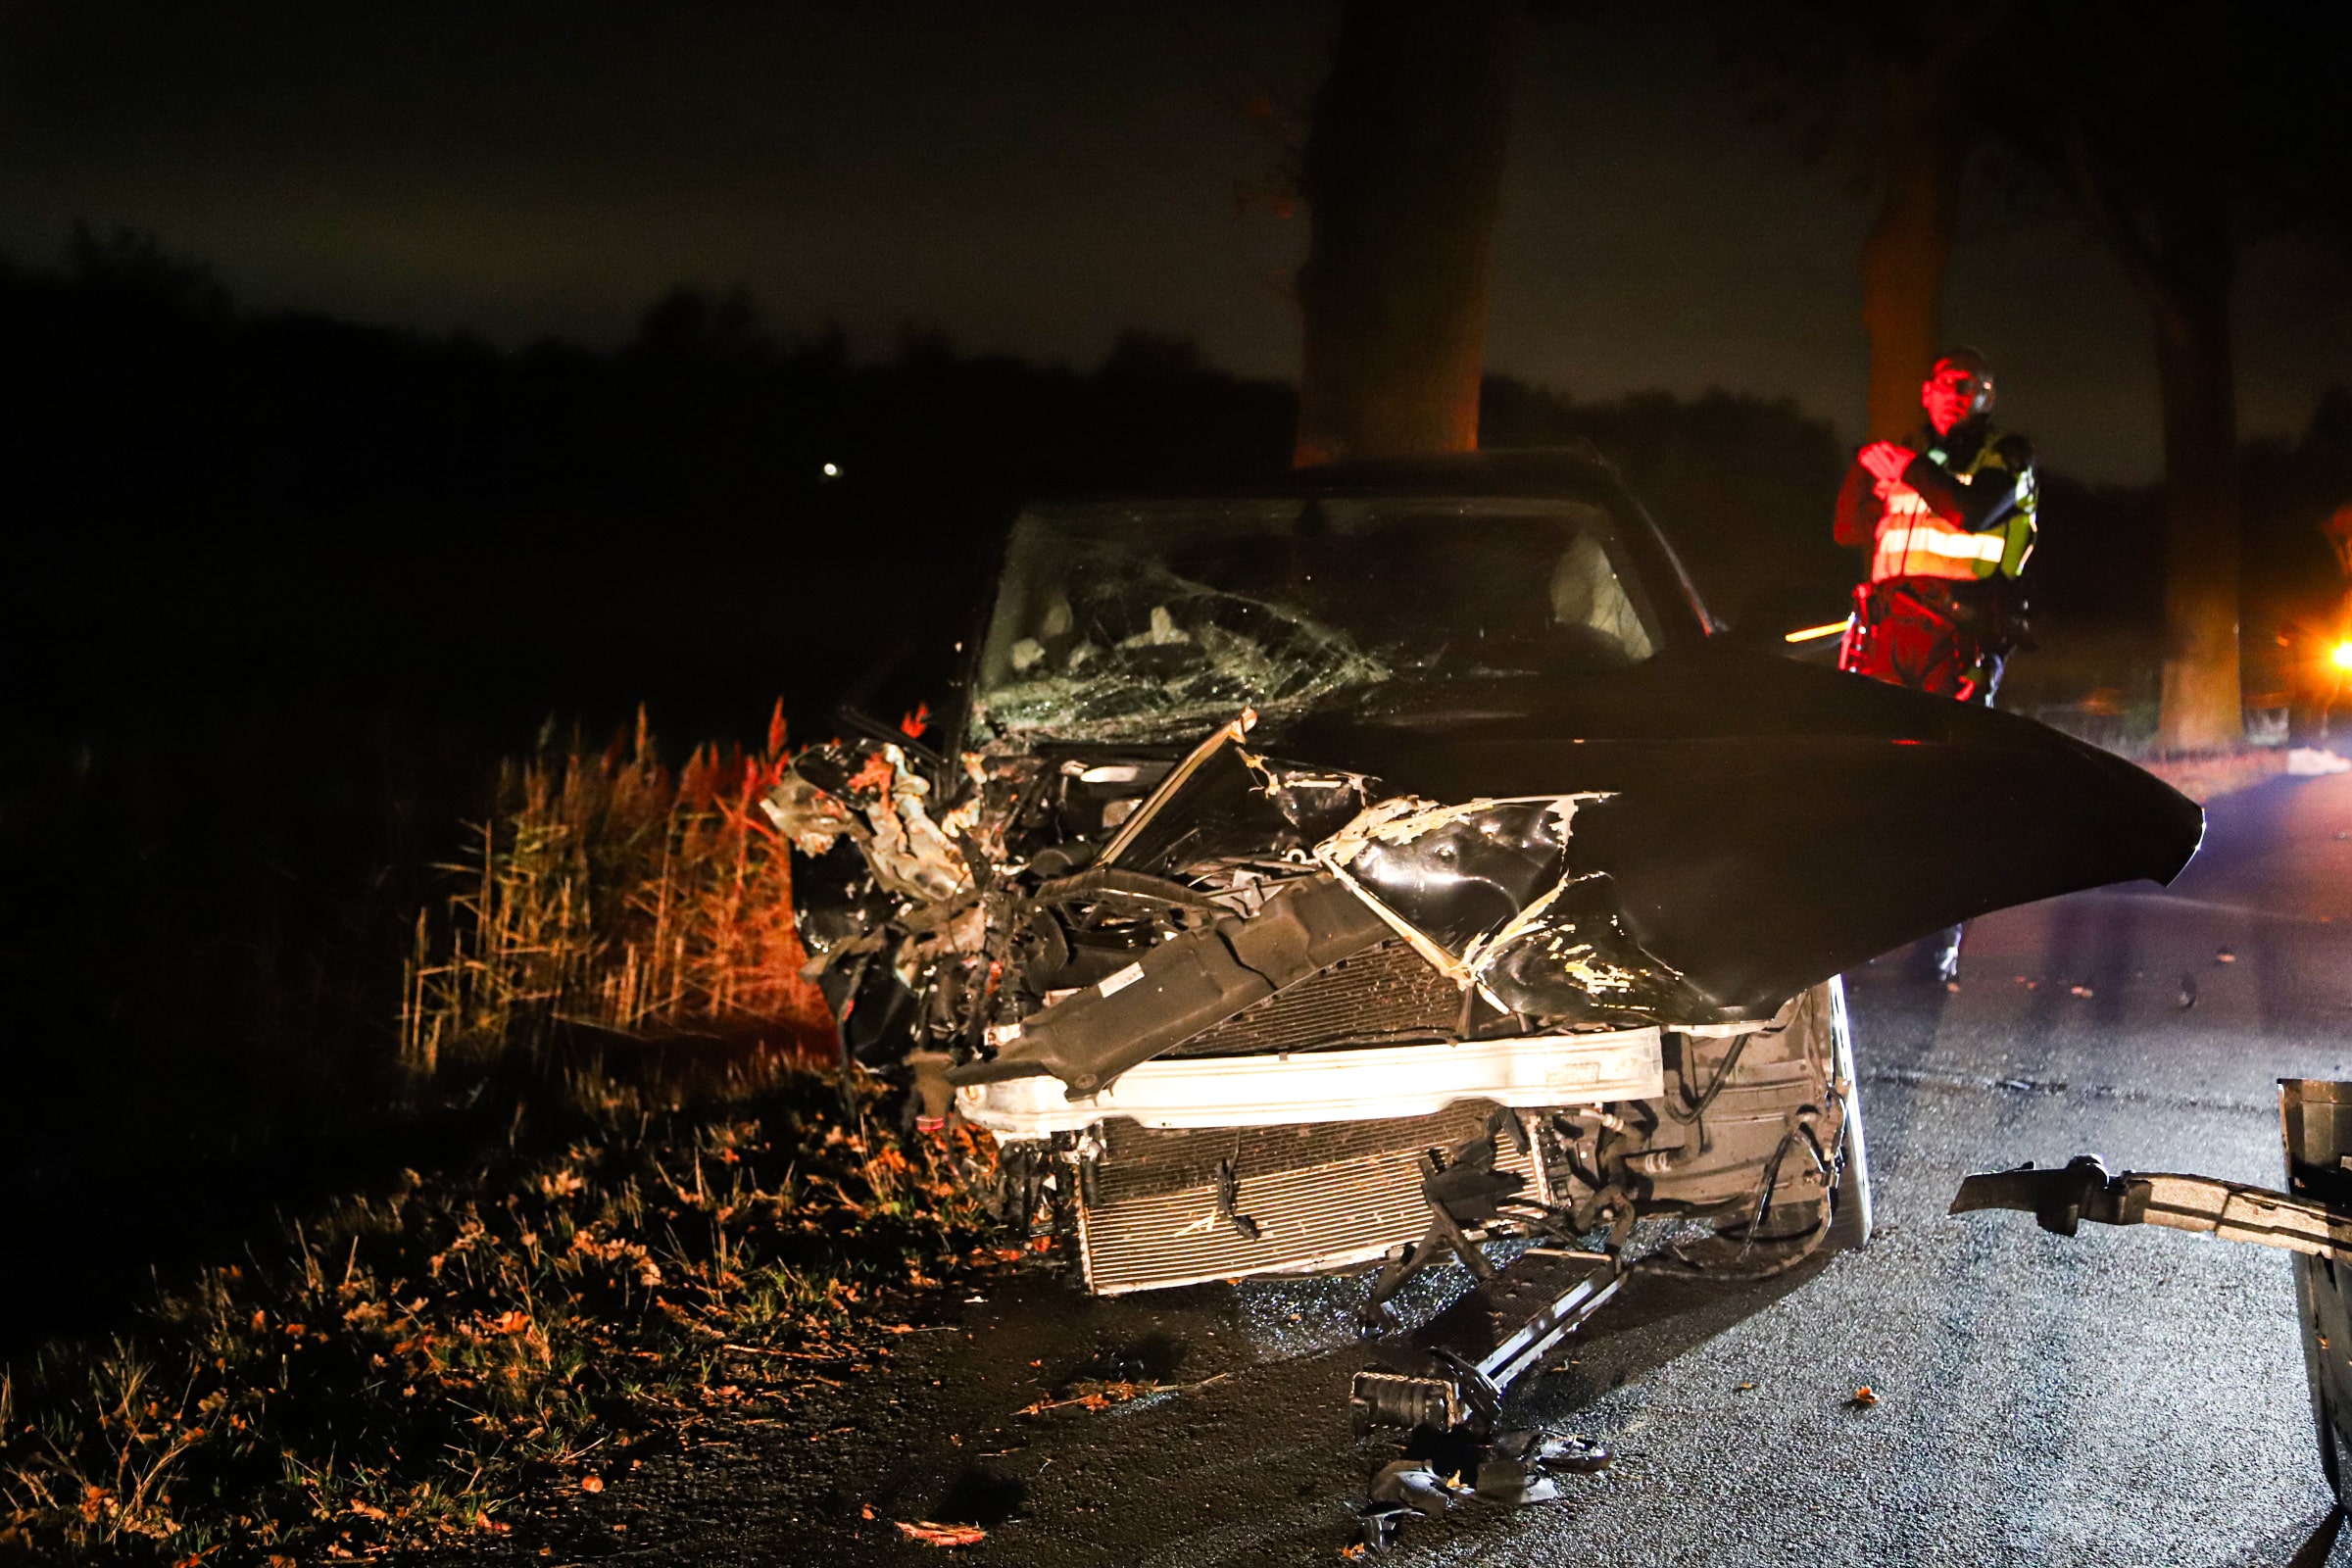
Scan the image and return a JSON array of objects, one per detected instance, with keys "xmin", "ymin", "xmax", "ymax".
[{"xmin": 767, "ymin": 449, "xmax": 2202, "ymax": 1420}]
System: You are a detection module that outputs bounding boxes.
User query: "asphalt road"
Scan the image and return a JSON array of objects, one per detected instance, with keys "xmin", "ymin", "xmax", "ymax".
[{"xmin": 491, "ymin": 767, "xmax": 2352, "ymax": 1568}]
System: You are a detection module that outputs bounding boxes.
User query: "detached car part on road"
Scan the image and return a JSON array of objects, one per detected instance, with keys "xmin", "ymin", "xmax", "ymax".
[
  {"xmin": 1953, "ymin": 1079, "xmax": 2352, "ymax": 1506},
  {"xmin": 769, "ymin": 450, "xmax": 2204, "ymax": 1428}
]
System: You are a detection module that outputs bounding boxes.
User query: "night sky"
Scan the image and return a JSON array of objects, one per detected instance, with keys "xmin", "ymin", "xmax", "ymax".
[{"xmin": 3, "ymin": 0, "xmax": 2346, "ymax": 482}]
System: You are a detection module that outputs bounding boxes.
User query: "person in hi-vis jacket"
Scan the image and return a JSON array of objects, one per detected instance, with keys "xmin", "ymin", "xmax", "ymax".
[
  {"xmin": 1835, "ymin": 347, "xmax": 2036, "ymax": 705},
  {"xmin": 1834, "ymin": 349, "xmax": 2038, "ymax": 982}
]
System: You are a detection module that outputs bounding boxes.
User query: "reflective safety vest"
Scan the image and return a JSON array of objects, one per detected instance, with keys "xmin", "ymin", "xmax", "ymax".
[{"xmin": 1869, "ymin": 428, "xmax": 2037, "ymax": 584}]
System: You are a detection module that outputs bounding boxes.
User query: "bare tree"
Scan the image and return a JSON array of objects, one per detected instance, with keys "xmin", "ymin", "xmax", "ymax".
[
  {"xmin": 2000, "ymin": 6, "xmax": 2348, "ymax": 751},
  {"xmin": 2064, "ymin": 134, "xmax": 2242, "ymax": 750},
  {"xmin": 1293, "ymin": 0, "xmax": 1519, "ymax": 467},
  {"xmin": 1851, "ymin": 2, "xmax": 2008, "ymax": 439},
  {"xmin": 1730, "ymin": 3, "xmax": 2008, "ymax": 440}
]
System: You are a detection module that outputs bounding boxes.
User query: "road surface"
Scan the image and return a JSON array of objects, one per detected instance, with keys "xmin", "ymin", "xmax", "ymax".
[{"xmin": 489, "ymin": 768, "xmax": 2352, "ymax": 1567}]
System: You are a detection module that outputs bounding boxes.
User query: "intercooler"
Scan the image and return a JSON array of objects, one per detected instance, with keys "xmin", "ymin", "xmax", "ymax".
[{"xmin": 1077, "ymin": 1101, "xmax": 1544, "ymax": 1294}]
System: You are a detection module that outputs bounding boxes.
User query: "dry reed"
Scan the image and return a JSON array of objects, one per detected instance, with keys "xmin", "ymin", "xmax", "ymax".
[{"xmin": 401, "ymin": 703, "xmax": 832, "ymax": 1075}]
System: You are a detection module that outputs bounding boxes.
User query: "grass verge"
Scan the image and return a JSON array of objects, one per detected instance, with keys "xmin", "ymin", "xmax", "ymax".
[{"xmin": 1, "ymin": 1066, "xmax": 1005, "ymax": 1563}]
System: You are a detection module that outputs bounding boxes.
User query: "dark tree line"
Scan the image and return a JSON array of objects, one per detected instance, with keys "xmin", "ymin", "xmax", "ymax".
[{"xmin": 3, "ymin": 230, "xmax": 1299, "ymax": 739}]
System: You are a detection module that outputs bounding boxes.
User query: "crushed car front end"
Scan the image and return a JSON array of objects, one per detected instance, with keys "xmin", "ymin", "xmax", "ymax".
[{"xmin": 769, "ymin": 451, "xmax": 2202, "ymax": 1348}]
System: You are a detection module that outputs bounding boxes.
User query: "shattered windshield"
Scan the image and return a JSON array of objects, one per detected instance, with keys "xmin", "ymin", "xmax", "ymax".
[{"xmin": 971, "ymin": 495, "xmax": 1670, "ymax": 745}]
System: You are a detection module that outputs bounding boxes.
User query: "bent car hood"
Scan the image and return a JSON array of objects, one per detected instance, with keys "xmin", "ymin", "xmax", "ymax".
[{"xmin": 1251, "ymin": 643, "xmax": 2203, "ymax": 1019}]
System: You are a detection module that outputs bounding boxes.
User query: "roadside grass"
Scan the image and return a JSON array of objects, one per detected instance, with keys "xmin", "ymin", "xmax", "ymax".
[
  {"xmin": 1, "ymin": 1069, "xmax": 1004, "ymax": 1562},
  {"xmin": 1, "ymin": 712, "xmax": 1004, "ymax": 1563}
]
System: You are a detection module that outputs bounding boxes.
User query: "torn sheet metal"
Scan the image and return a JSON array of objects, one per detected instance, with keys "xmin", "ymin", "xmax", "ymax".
[
  {"xmin": 1494, "ymin": 1430, "xmax": 1612, "ymax": 1474},
  {"xmin": 1314, "ymin": 793, "xmax": 1708, "ymax": 1023},
  {"xmin": 761, "ymin": 740, "xmax": 972, "ymax": 904},
  {"xmin": 1096, "ymin": 710, "xmax": 1258, "ymax": 867},
  {"xmin": 1370, "ymin": 1460, "xmax": 1457, "ymax": 1517},
  {"xmin": 1271, "ymin": 644, "xmax": 2205, "ymax": 1020},
  {"xmin": 1095, "ymin": 709, "xmax": 1374, "ymax": 879},
  {"xmin": 1474, "ymin": 1459, "xmax": 1564, "ymax": 1505}
]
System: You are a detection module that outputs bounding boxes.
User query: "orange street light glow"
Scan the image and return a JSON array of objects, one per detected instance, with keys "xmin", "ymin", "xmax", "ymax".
[
  {"xmin": 2331, "ymin": 640, "xmax": 2352, "ymax": 671},
  {"xmin": 1785, "ymin": 617, "xmax": 1852, "ymax": 644}
]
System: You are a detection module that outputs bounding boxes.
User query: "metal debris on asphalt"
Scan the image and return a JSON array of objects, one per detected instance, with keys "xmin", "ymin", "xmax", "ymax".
[
  {"xmin": 896, "ymin": 1520, "xmax": 988, "ymax": 1546},
  {"xmin": 1369, "ymin": 1460, "xmax": 1456, "ymax": 1519},
  {"xmin": 1475, "ymin": 1457, "xmax": 1564, "ymax": 1505},
  {"xmin": 1492, "ymin": 1428, "xmax": 1613, "ymax": 1474},
  {"xmin": 1357, "ymin": 1427, "xmax": 1610, "ymax": 1547},
  {"xmin": 1950, "ymin": 1081, "xmax": 2352, "ymax": 1515}
]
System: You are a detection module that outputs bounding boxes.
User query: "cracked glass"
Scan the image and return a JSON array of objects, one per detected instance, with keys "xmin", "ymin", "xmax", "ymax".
[{"xmin": 971, "ymin": 496, "xmax": 1668, "ymax": 745}]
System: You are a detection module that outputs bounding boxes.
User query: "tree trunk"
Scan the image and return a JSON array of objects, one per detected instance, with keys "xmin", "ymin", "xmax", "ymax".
[
  {"xmin": 1858, "ymin": 56, "xmax": 1967, "ymax": 440},
  {"xmin": 2063, "ymin": 130, "xmax": 2242, "ymax": 753},
  {"xmin": 2147, "ymin": 183, "xmax": 2241, "ymax": 753},
  {"xmin": 1294, "ymin": 0, "xmax": 1517, "ymax": 467}
]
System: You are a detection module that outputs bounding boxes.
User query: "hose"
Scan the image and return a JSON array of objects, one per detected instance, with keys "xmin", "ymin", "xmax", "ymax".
[{"xmin": 1661, "ymin": 1028, "xmax": 1754, "ymax": 1126}]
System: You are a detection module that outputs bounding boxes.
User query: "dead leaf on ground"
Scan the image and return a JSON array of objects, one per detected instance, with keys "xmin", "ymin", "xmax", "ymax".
[{"xmin": 897, "ymin": 1520, "xmax": 987, "ymax": 1547}]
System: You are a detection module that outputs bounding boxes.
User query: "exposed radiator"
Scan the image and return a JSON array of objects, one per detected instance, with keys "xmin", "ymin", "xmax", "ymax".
[{"xmin": 1077, "ymin": 1100, "xmax": 1543, "ymax": 1294}]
